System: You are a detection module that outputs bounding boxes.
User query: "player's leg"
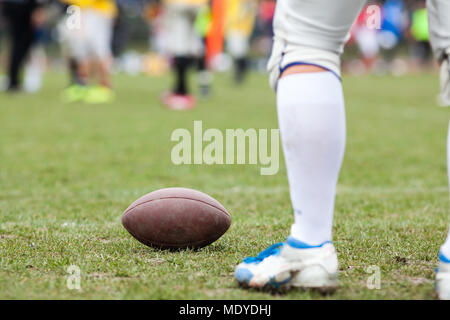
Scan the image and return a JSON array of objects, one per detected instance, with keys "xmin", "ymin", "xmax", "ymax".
[
  {"xmin": 436, "ymin": 104, "xmax": 450, "ymax": 301},
  {"xmin": 428, "ymin": 0, "xmax": 450, "ymax": 300},
  {"xmin": 278, "ymin": 65, "xmax": 346, "ymax": 245},
  {"xmin": 235, "ymin": 0, "xmax": 366, "ymax": 291},
  {"xmin": 193, "ymin": 5, "xmax": 212, "ymax": 99},
  {"xmin": 68, "ymin": 57, "xmax": 84, "ymax": 86}
]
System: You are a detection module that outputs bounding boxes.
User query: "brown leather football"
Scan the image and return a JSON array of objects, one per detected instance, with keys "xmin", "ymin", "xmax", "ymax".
[{"xmin": 122, "ymin": 188, "xmax": 231, "ymax": 249}]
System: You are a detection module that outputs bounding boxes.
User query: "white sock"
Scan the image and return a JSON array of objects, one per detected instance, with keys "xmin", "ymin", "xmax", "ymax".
[
  {"xmin": 442, "ymin": 120, "xmax": 450, "ymax": 259},
  {"xmin": 277, "ymin": 72, "xmax": 346, "ymax": 246}
]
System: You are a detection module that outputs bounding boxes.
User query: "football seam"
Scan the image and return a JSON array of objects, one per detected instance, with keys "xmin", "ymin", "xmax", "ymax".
[{"xmin": 123, "ymin": 196, "xmax": 230, "ymax": 219}]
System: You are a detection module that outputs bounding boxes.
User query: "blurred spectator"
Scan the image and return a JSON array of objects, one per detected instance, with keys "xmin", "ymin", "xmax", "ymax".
[
  {"xmin": 1, "ymin": 0, "xmax": 47, "ymax": 92},
  {"xmin": 59, "ymin": 0, "xmax": 117, "ymax": 103},
  {"xmin": 225, "ymin": 0, "xmax": 257, "ymax": 84},
  {"xmin": 111, "ymin": 4, "xmax": 129, "ymax": 58},
  {"xmin": 409, "ymin": 0, "xmax": 431, "ymax": 67},
  {"xmin": 378, "ymin": 0, "xmax": 408, "ymax": 60},
  {"xmin": 351, "ymin": 3, "xmax": 381, "ymax": 73}
]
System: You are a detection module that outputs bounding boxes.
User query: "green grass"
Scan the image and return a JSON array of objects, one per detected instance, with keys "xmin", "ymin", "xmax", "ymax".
[{"xmin": 0, "ymin": 71, "xmax": 449, "ymax": 299}]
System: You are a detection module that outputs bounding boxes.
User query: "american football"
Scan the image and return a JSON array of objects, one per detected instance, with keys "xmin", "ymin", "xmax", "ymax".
[{"xmin": 122, "ymin": 188, "xmax": 231, "ymax": 249}]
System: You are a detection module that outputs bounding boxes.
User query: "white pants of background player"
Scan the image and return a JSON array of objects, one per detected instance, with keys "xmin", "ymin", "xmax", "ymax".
[
  {"xmin": 59, "ymin": 9, "xmax": 113, "ymax": 61},
  {"xmin": 269, "ymin": 0, "xmax": 450, "ymax": 257},
  {"xmin": 227, "ymin": 31, "xmax": 250, "ymax": 60}
]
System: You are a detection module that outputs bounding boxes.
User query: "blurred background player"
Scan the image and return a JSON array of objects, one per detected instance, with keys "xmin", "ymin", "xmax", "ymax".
[
  {"xmin": 161, "ymin": 0, "xmax": 210, "ymax": 110},
  {"xmin": 225, "ymin": 0, "xmax": 257, "ymax": 84},
  {"xmin": 194, "ymin": 3, "xmax": 212, "ymax": 98},
  {"xmin": 377, "ymin": 0, "xmax": 408, "ymax": 69},
  {"xmin": 1, "ymin": 0, "xmax": 46, "ymax": 92},
  {"xmin": 349, "ymin": 3, "xmax": 381, "ymax": 74},
  {"xmin": 234, "ymin": 0, "xmax": 450, "ymax": 300},
  {"xmin": 59, "ymin": 0, "xmax": 117, "ymax": 103},
  {"xmin": 428, "ymin": 0, "xmax": 450, "ymax": 300}
]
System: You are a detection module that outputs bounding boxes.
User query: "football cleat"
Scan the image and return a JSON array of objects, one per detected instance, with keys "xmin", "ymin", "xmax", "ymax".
[
  {"xmin": 436, "ymin": 252, "xmax": 450, "ymax": 300},
  {"xmin": 235, "ymin": 237, "xmax": 338, "ymax": 292}
]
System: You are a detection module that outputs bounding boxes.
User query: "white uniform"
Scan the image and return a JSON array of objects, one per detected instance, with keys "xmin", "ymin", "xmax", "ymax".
[{"xmin": 427, "ymin": 0, "xmax": 450, "ymax": 61}]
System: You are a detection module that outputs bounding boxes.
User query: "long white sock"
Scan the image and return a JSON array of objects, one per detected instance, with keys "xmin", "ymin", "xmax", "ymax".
[
  {"xmin": 277, "ymin": 72, "xmax": 346, "ymax": 246},
  {"xmin": 441, "ymin": 120, "xmax": 450, "ymax": 259}
]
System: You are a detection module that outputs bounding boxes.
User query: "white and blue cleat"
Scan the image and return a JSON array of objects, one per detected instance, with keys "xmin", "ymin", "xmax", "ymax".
[
  {"xmin": 436, "ymin": 252, "xmax": 450, "ymax": 300},
  {"xmin": 235, "ymin": 237, "xmax": 338, "ymax": 293}
]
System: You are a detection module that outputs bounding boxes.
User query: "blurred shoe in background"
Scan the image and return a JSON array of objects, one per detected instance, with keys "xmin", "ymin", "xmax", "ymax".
[
  {"xmin": 84, "ymin": 86, "xmax": 115, "ymax": 104},
  {"xmin": 61, "ymin": 84, "xmax": 88, "ymax": 103},
  {"xmin": 161, "ymin": 91, "xmax": 196, "ymax": 110}
]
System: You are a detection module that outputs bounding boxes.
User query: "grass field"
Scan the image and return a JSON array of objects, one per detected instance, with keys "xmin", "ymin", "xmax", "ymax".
[{"xmin": 0, "ymin": 71, "xmax": 449, "ymax": 299}]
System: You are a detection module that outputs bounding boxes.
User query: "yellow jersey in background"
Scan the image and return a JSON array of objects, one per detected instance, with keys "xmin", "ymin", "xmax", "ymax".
[
  {"xmin": 163, "ymin": 0, "xmax": 209, "ymax": 7},
  {"xmin": 226, "ymin": 0, "xmax": 258, "ymax": 37},
  {"xmin": 62, "ymin": 0, "xmax": 117, "ymax": 18}
]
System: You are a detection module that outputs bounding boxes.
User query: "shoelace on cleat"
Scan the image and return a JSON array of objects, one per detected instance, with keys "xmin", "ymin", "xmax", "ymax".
[{"xmin": 243, "ymin": 242, "xmax": 284, "ymax": 263}]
